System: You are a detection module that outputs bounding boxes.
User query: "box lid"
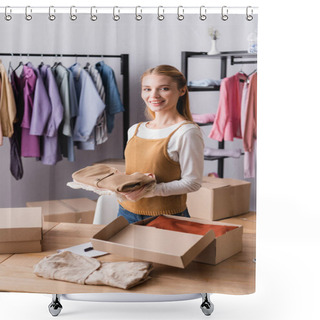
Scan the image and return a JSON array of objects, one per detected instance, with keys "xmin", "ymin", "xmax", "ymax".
[
  {"xmin": 201, "ymin": 177, "xmax": 250, "ymax": 190},
  {"xmin": 0, "ymin": 207, "xmax": 42, "ymax": 242},
  {"xmin": 91, "ymin": 216, "xmax": 215, "ymax": 268}
]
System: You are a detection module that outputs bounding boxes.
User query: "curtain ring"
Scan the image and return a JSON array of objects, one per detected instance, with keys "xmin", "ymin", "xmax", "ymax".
[
  {"xmin": 199, "ymin": 6, "xmax": 207, "ymax": 21},
  {"xmin": 157, "ymin": 6, "xmax": 164, "ymax": 21},
  {"xmin": 246, "ymin": 6, "xmax": 253, "ymax": 21},
  {"xmin": 177, "ymin": 6, "xmax": 184, "ymax": 21},
  {"xmin": 90, "ymin": 6, "xmax": 97, "ymax": 21},
  {"xmin": 4, "ymin": 6, "xmax": 12, "ymax": 21},
  {"xmin": 49, "ymin": 6, "xmax": 56, "ymax": 21},
  {"xmin": 70, "ymin": 6, "xmax": 77, "ymax": 21},
  {"xmin": 25, "ymin": 6, "xmax": 32, "ymax": 21},
  {"xmin": 135, "ymin": 6, "xmax": 142, "ymax": 21},
  {"xmin": 113, "ymin": 6, "xmax": 120, "ymax": 21},
  {"xmin": 221, "ymin": 6, "xmax": 228, "ymax": 21}
]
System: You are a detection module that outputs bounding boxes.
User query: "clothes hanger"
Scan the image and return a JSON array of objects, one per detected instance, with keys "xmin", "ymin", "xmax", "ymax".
[
  {"xmin": 14, "ymin": 54, "xmax": 24, "ymax": 73},
  {"xmin": 39, "ymin": 53, "xmax": 44, "ymax": 67}
]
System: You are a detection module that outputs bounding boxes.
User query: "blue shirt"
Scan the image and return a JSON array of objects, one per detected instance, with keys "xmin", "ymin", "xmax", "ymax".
[
  {"xmin": 95, "ymin": 61, "xmax": 124, "ymax": 133},
  {"xmin": 69, "ymin": 63, "xmax": 105, "ymax": 148}
]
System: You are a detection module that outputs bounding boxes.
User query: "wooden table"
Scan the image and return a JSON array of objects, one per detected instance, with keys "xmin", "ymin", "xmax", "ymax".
[{"xmin": 0, "ymin": 212, "xmax": 256, "ymax": 295}]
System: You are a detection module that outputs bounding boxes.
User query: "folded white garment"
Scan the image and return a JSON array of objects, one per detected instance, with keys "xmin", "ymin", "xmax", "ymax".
[
  {"xmin": 204, "ymin": 147, "xmax": 242, "ymax": 158},
  {"xmin": 188, "ymin": 79, "xmax": 222, "ymax": 87}
]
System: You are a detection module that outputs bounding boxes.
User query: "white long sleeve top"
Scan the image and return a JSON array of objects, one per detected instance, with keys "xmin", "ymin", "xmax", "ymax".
[{"xmin": 127, "ymin": 121, "xmax": 204, "ymax": 197}]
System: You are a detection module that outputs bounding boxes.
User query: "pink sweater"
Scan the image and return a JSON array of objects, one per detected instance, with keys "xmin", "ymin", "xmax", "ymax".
[
  {"xmin": 209, "ymin": 73, "xmax": 247, "ymax": 141},
  {"xmin": 243, "ymin": 72, "xmax": 257, "ymax": 152}
]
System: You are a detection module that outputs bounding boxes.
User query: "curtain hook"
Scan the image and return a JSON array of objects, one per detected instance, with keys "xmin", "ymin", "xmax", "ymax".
[
  {"xmin": 70, "ymin": 6, "xmax": 77, "ymax": 21},
  {"xmin": 90, "ymin": 6, "xmax": 97, "ymax": 21},
  {"xmin": 25, "ymin": 6, "xmax": 32, "ymax": 21},
  {"xmin": 246, "ymin": 6, "xmax": 254, "ymax": 21},
  {"xmin": 200, "ymin": 6, "xmax": 207, "ymax": 21},
  {"xmin": 177, "ymin": 6, "xmax": 184, "ymax": 21},
  {"xmin": 49, "ymin": 6, "xmax": 56, "ymax": 21},
  {"xmin": 221, "ymin": 6, "xmax": 228, "ymax": 21},
  {"xmin": 5, "ymin": 6, "xmax": 12, "ymax": 21},
  {"xmin": 113, "ymin": 6, "xmax": 120, "ymax": 21},
  {"xmin": 157, "ymin": 6, "xmax": 164, "ymax": 21},
  {"xmin": 135, "ymin": 6, "xmax": 142, "ymax": 21}
]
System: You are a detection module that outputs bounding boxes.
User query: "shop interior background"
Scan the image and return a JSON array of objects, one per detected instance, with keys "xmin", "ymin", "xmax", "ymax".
[{"xmin": 0, "ymin": 12, "xmax": 258, "ymax": 209}]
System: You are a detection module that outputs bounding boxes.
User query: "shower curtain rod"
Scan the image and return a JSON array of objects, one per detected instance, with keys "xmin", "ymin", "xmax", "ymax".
[
  {"xmin": 0, "ymin": 53, "xmax": 123, "ymax": 58},
  {"xmin": 0, "ymin": 6, "xmax": 258, "ymax": 18}
]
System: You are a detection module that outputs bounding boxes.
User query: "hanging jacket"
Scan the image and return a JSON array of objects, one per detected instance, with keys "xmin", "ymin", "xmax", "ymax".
[
  {"xmin": 95, "ymin": 61, "xmax": 124, "ymax": 133},
  {"xmin": 39, "ymin": 64, "xmax": 64, "ymax": 165},
  {"xmin": 0, "ymin": 60, "xmax": 17, "ymax": 145},
  {"xmin": 69, "ymin": 63, "xmax": 105, "ymax": 149},
  {"xmin": 209, "ymin": 72, "xmax": 247, "ymax": 141}
]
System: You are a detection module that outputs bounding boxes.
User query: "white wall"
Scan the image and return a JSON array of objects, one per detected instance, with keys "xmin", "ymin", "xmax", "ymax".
[{"xmin": 0, "ymin": 13, "xmax": 257, "ymax": 208}]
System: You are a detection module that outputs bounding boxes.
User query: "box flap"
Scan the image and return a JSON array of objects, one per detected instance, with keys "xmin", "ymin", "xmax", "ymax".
[
  {"xmin": 0, "ymin": 207, "xmax": 42, "ymax": 242},
  {"xmin": 91, "ymin": 216, "xmax": 215, "ymax": 268},
  {"xmin": 201, "ymin": 177, "xmax": 250, "ymax": 190}
]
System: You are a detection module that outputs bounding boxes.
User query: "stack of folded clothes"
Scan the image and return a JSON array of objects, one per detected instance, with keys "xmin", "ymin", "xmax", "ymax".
[{"xmin": 67, "ymin": 164, "xmax": 156, "ymax": 201}]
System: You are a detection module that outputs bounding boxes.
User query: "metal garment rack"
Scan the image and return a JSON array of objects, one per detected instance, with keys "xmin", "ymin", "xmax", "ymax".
[
  {"xmin": 181, "ymin": 51, "xmax": 257, "ymax": 178},
  {"xmin": 0, "ymin": 52, "xmax": 129, "ymax": 154}
]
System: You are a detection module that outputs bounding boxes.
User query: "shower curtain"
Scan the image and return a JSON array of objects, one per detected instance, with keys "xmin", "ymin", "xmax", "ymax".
[{"xmin": 0, "ymin": 5, "xmax": 258, "ymax": 316}]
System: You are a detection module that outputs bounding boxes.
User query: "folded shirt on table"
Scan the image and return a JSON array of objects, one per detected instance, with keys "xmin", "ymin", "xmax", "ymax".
[{"xmin": 33, "ymin": 251, "xmax": 153, "ymax": 289}]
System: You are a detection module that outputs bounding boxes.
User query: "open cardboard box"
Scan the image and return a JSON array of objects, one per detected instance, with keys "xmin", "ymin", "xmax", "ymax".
[
  {"xmin": 0, "ymin": 207, "xmax": 43, "ymax": 254},
  {"xmin": 91, "ymin": 215, "xmax": 243, "ymax": 268},
  {"xmin": 187, "ymin": 177, "xmax": 251, "ymax": 221}
]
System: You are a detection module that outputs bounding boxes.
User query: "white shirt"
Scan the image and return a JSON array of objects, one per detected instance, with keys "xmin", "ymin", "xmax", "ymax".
[{"xmin": 127, "ymin": 121, "xmax": 204, "ymax": 197}]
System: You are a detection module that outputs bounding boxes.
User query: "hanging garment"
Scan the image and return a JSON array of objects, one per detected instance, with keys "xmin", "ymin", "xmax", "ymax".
[
  {"xmin": 83, "ymin": 63, "xmax": 108, "ymax": 147},
  {"xmin": 52, "ymin": 63, "xmax": 74, "ymax": 161},
  {"xmin": 66, "ymin": 68, "xmax": 79, "ymax": 161},
  {"xmin": 0, "ymin": 60, "xmax": 16, "ymax": 146},
  {"xmin": 9, "ymin": 70, "xmax": 24, "ymax": 180},
  {"xmin": 69, "ymin": 63, "xmax": 105, "ymax": 149},
  {"xmin": 96, "ymin": 61, "xmax": 124, "ymax": 133},
  {"xmin": 242, "ymin": 72, "xmax": 257, "ymax": 178},
  {"xmin": 208, "ymin": 72, "xmax": 247, "ymax": 141},
  {"xmin": 39, "ymin": 65, "xmax": 64, "ymax": 165},
  {"xmin": 26, "ymin": 62, "xmax": 52, "ymax": 137},
  {"xmin": 20, "ymin": 65, "xmax": 40, "ymax": 157}
]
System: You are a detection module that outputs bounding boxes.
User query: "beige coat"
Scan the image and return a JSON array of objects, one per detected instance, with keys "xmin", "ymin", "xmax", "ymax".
[{"xmin": 0, "ymin": 60, "xmax": 16, "ymax": 145}]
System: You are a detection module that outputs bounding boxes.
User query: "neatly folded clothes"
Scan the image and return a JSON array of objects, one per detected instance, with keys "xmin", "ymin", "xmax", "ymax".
[
  {"xmin": 204, "ymin": 147, "xmax": 242, "ymax": 158},
  {"xmin": 68, "ymin": 164, "xmax": 156, "ymax": 200},
  {"xmin": 34, "ymin": 251, "xmax": 153, "ymax": 290},
  {"xmin": 188, "ymin": 79, "xmax": 222, "ymax": 87},
  {"xmin": 146, "ymin": 216, "xmax": 238, "ymax": 237},
  {"xmin": 192, "ymin": 113, "xmax": 215, "ymax": 124}
]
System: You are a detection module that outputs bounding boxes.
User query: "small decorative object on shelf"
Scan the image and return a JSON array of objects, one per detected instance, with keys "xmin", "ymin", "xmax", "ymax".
[{"xmin": 207, "ymin": 27, "xmax": 220, "ymax": 55}]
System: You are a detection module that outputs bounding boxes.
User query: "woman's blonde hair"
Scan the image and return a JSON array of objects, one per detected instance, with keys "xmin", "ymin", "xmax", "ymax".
[{"xmin": 141, "ymin": 65, "xmax": 193, "ymax": 121}]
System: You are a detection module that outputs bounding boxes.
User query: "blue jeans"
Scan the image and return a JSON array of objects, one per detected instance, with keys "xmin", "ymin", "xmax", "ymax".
[{"xmin": 117, "ymin": 205, "xmax": 190, "ymax": 224}]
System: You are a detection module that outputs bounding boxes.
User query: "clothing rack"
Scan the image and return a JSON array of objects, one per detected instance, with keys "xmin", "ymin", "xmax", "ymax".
[
  {"xmin": 0, "ymin": 52, "xmax": 130, "ymax": 154},
  {"xmin": 181, "ymin": 50, "xmax": 257, "ymax": 178}
]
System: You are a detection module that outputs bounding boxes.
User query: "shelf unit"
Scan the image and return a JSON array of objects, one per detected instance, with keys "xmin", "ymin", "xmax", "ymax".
[{"xmin": 181, "ymin": 50, "xmax": 257, "ymax": 178}]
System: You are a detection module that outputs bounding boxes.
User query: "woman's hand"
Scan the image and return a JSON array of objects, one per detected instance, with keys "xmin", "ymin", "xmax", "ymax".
[{"xmin": 119, "ymin": 185, "xmax": 148, "ymax": 201}]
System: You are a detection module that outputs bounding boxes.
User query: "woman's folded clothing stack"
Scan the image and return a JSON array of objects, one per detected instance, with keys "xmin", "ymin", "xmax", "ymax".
[{"xmin": 67, "ymin": 164, "xmax": 156, "ymax": 200}]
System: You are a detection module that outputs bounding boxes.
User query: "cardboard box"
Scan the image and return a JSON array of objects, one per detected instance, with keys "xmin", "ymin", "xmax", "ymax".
[
  {"xmin": 91, "ymin": 215, "xmax": 242, "ymax": 268},
  {"xmin": 0, "ymin": 207, "xmax": 43, "ymax": 254},
  {"xmin": 187, "ymin": 177, "xmax": 251, "ymax": 221},
  {"xmin": 26, "ymin": 198, "xmax": 96, "ymax": 224},
  {"xmin": 95, "ymin": 158, "xmax": 126, "ymax": 172}
]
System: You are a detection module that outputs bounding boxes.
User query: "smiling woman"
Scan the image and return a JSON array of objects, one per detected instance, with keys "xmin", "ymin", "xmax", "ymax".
[{"xmin": 117, "ymin": 65, "xmax": 204, "ymax": 223}]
